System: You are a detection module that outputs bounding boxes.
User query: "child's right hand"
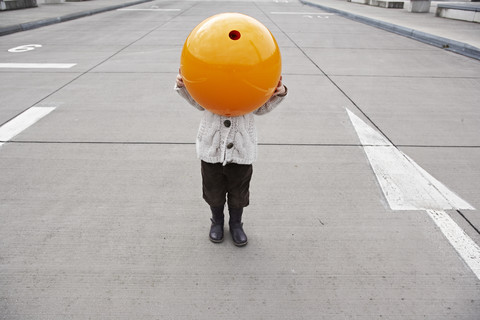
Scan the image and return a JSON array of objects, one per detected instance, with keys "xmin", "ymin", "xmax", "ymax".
[
  {"xmin": 176, "ymin": 74, "xmax": 184, "ymax": 88},
  {"xmin": 176, "ymin": 68, "xmax": 184, "ymax": 88}
]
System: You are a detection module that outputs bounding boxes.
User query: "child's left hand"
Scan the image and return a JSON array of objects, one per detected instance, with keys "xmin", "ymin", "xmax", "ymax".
[{"xmin": 273, "ymin": 76, "xmax": 286, "ymax": 96}]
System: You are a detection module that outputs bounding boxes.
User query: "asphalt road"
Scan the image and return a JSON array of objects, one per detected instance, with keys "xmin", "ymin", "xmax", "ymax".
[{"xmin": 1, "ymin": 0, "xmax": 479, "ymax": 319}]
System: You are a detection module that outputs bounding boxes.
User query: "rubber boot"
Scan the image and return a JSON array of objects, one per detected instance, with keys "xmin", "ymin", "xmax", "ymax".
[
  {"xmin": 209, "ymin": 206, "xmax": 224, "ymax": 243},
  {"xmin": 229, "ymin": 207, "xmax": 248, "ymax": 247}
]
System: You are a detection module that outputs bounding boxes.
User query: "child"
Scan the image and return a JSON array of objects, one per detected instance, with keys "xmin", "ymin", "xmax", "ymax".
[{"xmin": 175, "ymin": 71, "xmax": 287, "ymax": 246}]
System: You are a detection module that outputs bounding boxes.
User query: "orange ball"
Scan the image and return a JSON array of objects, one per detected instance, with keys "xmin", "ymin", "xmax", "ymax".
[{"xmin": 180, "ymin": 13, "xmax": 282, "ymax": 117}]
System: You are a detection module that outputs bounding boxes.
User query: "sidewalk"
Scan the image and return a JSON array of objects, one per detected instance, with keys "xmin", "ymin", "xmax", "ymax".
[
  {"xmin": 0, "ymin": 0, "xmax": 153, "ymax": 36},
  {"xmin": 300, "ymin": 0, "xmax": 480, "ymax": 59}
]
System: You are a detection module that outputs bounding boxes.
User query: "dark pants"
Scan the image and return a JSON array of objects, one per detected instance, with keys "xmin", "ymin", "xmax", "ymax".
[{"xmin": 201, "ymin": 161, "xmax": 253, "ymax": 209}]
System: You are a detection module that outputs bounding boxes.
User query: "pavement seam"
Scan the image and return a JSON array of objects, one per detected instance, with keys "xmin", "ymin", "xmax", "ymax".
[
  {"xmin": 456, "ymin": 210, "xmax": 480, "ymax": 235},
  {"xmin": 3, "ymin": 141, "xmax": 480, "ymax": 148},
  {"xmin": 0, "ymin": 0, "xmax": 154, "ymax": 36},
  {"xmin": 299, "ymin": 0, "xmax": 480, "ymax": 61}
]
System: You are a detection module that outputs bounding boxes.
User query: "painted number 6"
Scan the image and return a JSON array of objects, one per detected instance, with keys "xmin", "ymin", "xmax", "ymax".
[{"xmin": 8, "ymin": 44, "xmax": 42, "ymax": 53}]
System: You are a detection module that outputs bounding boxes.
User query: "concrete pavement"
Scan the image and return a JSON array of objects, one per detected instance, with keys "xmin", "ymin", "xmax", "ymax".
[{"xmin": 1, "ymin": 0, "xmax": 480, "ymax": 319}]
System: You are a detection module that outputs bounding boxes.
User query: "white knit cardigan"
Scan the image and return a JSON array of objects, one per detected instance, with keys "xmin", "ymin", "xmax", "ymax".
[{"xmin": 175, "ymin": 85, "xmax": 287, "ymax": 165}]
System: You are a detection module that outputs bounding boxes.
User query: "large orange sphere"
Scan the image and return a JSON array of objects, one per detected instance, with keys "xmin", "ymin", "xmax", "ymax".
[{"xmin": 180, "ymin": 13, "xmax": 282, "ymax": 117}]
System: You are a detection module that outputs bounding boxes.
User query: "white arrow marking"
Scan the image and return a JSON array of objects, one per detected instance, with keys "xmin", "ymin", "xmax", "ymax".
[
  {"xmin": 346, "ymin": 108, "xmax": 473, "ymax": 211},
  {"xmin": 347, "ymin": 108, "xmax": 479, "ymax": 279},
  {"xmin": 0, "ymin": 107, "xmax": 55, "ymax": 148}
]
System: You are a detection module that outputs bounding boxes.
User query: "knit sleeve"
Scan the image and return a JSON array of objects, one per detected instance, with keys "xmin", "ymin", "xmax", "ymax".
[
  {"xmin": 253, "ymin": 86, "xmax": 288, "ymax": 116},
  {"xmin": 174, "ymin": 84, "xmax": 205, "ymax": 111}
]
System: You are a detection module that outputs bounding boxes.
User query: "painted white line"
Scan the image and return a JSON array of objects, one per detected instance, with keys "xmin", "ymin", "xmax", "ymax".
[
  {"xmin": 0, "ymin": 63, "xmax": 76, "ymax": 69},
  {"xmin": 117, "ymin": 8, "xmax": 181, "ymax": 11},
  {"xmin": 346, "ymin": 109, "xmax": 474, "ymax": 211},
  {"xmin": 427, "ymin": 210, "xmax": 480, "ymax": 279},
  {"xmin": 0, "ymin": 107, "xmax": 55, "ymax": 143},
  {"xmin": 270, "ymin": 12, "xmax": 334, "ymax": 15}
]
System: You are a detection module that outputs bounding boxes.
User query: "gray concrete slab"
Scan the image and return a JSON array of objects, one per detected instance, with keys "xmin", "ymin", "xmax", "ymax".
[
  {"xmin": 11, "ymin": 73, "xmax": 200, "ymax": 143},
  {"xmin": 256, "ymin": 75, "xmax": 359, "ymax": 144},
  {"xmin": 266, "ymin": 13, "xmax": 374, "ymax": 33},
  {"xmin": 1, "ymin": 26, "xmax": 155, "ymax": 48},
  {"xmin": 304, "ymin": 47, "xmax": 480, "ymax": 77},
  {"xmin": 279, "ymin": 46, "xmax": 324, "ymax": 75},
  {"xmin": 286, "ymin": 28, "xmax": 435, "ymax": 50},
  {"xmin": 132, "ymin": 29, "xmax": 196, "ymax": 47},
  {"xmin": 331, "ymin": 76, "xmax": 480, "ymax": 146},
  {"xmin": 0, "ymin": 73, "xmax": 79, "ymax": 124},
  {"xmin": 180, "ymin": 2, "xmax": 269, "ymax": 17},
  {"xmin": 160, "ymin": 17, "xmax": 213, "ymax": 30},
  {"xmin": 1, "ymin": 0, "xmax": 480, "ymax": 319},
  {"xmin": 1, "ymin": 143, "xmax": 479, "ymax": 319},
  {"xmin": 52, "ymin": 16, "xmax": 166, "ymax": 32},
  {"xmin": 91, "ymin": 45, "xmax": 183, "ymax": 73}
]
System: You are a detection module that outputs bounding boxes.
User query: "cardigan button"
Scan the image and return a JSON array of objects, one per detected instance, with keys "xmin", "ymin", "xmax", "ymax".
[
  {"xmin": 227, "ymin": 143, "xmax": 234, "ymax": 149},
  {"xmin": 224, "ymin": 120, "xmax": 231, "ymax": 127}
]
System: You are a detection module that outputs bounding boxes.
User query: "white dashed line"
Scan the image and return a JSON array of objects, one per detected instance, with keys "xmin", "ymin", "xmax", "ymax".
[
  {"xmin": 0, "ymin": 107, "xmax": 56, "ymax": 147},
  {"xmin": 0, "ymin": 63, "xmax": 76, "ymax": 69},
  {"xmin": 427, "ymin": 210, "xmax": 480, "ymax": 279}
]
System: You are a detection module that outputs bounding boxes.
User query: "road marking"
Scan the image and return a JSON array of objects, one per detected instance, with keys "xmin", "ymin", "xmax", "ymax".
[
  {"xmin": 346, "ymin": 109, "xmax": 473, "ymax": 211},
  {"xmin": 270, "ymin": 12, "xmax": 334, "ymax": 15},
  {"xmin": 117, "ymin": 8, "xmax": 181, "ymax": 11},
  {"xmin": 0, "ymin": 63, "xmax": 76, "ymax": 69},
  {"xmin": 8, "ymin": 44, "xmax": 42, "ymax": 53},
  {"xmin": 0, "ymin": 107, "xmax": 55, "ymax": 147},
  {"xmin": 427, "ymin": 210, "xmax": 480, "ymax": 279},
  {"xmin": 347, "ymin": 108, "xmax": 479, "ymax": 279}
]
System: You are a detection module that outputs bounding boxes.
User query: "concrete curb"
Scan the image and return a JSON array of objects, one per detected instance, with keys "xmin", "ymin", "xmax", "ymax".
[
  {"xmin": 0, "ymin": 0, "xmax": 153, "ymax": 36},
  {"xmin": 300, "ymin": 0, "xmax": 480, "ymax": 60}
]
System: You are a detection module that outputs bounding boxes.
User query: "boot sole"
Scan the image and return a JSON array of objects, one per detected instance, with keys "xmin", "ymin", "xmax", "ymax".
[
  {"xmin": 209, "ymin": 237, "xmax": 224, "ymax": 243},
  {"xmin": 233, "ymin": 240, "xmax": 248, "ymax": 247}
]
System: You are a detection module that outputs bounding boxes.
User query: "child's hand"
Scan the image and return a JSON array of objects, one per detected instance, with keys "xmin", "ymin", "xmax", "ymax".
[
  {"xmin": 273, "ymin": 76, "xmax": 286, "ymax": 96},
  {"xmin": 176, "ymin": 68, "xmax": 184, "ymax": 88}
]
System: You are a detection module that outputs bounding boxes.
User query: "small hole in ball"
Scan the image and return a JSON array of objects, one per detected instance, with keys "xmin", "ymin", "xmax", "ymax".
[{"xmin": 229, "ymin": 30, "xmax": 241, "ymax": 40}]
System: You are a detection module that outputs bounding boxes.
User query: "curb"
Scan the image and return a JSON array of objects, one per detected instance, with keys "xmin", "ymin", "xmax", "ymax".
[
  {"xmin": 0, "ymin": 0, "xmax": 153, "ymax": 36},
  {"xmin": 299, "ymin": 0, "xmax": 480, "ymax": 60}
]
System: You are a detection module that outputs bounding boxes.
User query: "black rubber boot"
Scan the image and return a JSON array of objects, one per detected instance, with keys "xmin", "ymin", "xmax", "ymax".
[
  {"xmin": 229, "ymin": 207, "xmax": 248, "ymax": 247},
  {"xmin": 209, "ymin": 206, "xmax": 224, "ymax": 243}
]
